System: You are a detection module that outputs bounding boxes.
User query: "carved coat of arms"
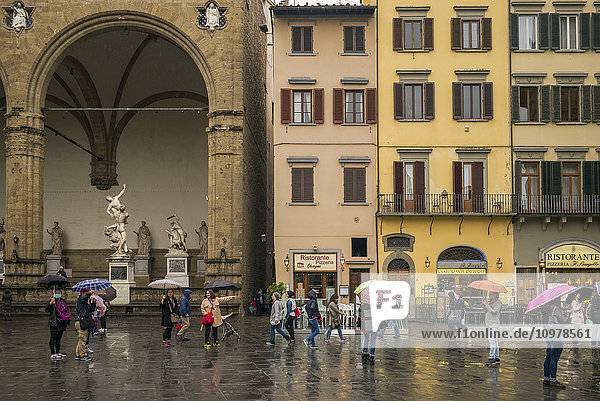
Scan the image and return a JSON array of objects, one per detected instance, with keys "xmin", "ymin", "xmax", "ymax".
[
  {"xmin": 195, "ymin": 1, "xmax": 228, "ymax": 37},
  {"xmin": 2, "ymin": 1, "xmax": 34, "ymax": 34}
]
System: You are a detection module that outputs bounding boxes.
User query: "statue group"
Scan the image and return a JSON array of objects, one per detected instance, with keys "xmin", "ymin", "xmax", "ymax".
[
  {"xmin": 166, "ymin": 214, "xmax": 187, "ymax": 254},
  {"xmin": 104, "ymin": 184, "xmax": 130, "ymax": 257}
]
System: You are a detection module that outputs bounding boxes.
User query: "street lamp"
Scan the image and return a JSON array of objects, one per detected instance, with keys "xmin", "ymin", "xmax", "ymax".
[
  {"xmin": 260, "ymin": 233, "xmax": 267, "ymax": 243},
  {"xmin": 284, "ymin": 255, "xmax": 290, "ymax": 271},
  {"xmin": 340, "ymin": 254, "xmax": 346, "ymax": 271},
  {"xmin": 538, "ymin": 260, "xmax": 545, "ymax": 269},
  {"xmin": 496, "ymin": 257, "xmax": 503, "ymax": 270},
  {"xmin": 425, "ymin": 257, "xmax": 430, "ymax": 268}
]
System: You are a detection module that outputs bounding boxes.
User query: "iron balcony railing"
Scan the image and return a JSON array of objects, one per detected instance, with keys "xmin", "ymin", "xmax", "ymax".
[{"xmin": 378, "ymin": 194, "xmax": 600, "ymax": 215}]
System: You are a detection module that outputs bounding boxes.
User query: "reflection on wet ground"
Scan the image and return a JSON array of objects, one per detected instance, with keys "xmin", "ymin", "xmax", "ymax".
[{"xmin": 1, "ymin": 316, "xmax": 599, "ymax": 400}]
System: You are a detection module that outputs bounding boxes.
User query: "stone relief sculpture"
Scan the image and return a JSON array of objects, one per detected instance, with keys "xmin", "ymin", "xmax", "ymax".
[
  {"xmin": 195, "ymin": 1, "xmax": 227, "ymax": 37},
  {"xmin": 10, "ymin": 1, "xmax": 25, "ymax": 30},
  {"xmin": 166, "ymin": 214, "xmax": 187, "ymax": 253},
  {"xmin": 46, "ymin": 221, "xmax": 63, "ymax": 256},
  {"xmin": 2, "ymin": 1, "xmax": 34, "ymax": 33},
  {"xmin": 195, "ymin": 221, "xmax": 208, "ymax": 259},
  {"xmin": 105, "ymin": 184, "xmax": 130, "ymax": 256},
  {"xmin": 134, "ymin": 221, "xmax": 152, "ymax": 257}
]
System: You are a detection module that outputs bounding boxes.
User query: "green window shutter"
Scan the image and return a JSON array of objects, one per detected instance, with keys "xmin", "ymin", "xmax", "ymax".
[
  {"xmin": 510, "ymin": 13, "xmax": 519, "ymax": 49},
  {"xmin": 582, "ymin": 85, "xmax": 592, "ymax": 122},
  {"xmin": 511, "ymin": 86, "xmax": 520, "ymax": 122},
  {"xmin": 593, "ymin": 86, "xmax": 600, "ymax": 123},
  {"xmin": 550, "ymin": 13, "xmax": 560, "ymax": 50},
  {"xmin": 514, "ymin": 161, "xmax": 522, "ymax": 197},
  {"xmin": 582, "ymin": 161, "xmax": 600, "ymax": 195},
  {"xmin": 539, "ymin": 13, "xmax": 550, "ymax": 50},
  {"xmin": 541, "ymin": 161, "xmax": 561, "ymax": 196},
  {"xmin": 540, "ymin": 85, "xmax": 551, "ymax": 123},
  {"xmin": 592, "ymin": 13, "xmax": 600, "ymax": 50},
  {"xmin": 580, "ymin": 13, "xmax": 591, "ymax": 50},
  {"xmin": 551, "ymin": 85, "xmax": 561, "ymax": 122}
]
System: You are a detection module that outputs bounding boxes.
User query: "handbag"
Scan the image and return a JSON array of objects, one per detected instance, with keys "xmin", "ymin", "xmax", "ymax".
[
  {"xmin": 170, "ymin": 313, "xmax": 179, "ymax": 324},
  {"xmin": 294, "ymin": 307, "xmax": 300, "ymax": 317},
  {"xmin": 201, "ymin": 299, "xmax": 215, "ymax": 325},
  {"xmin": 79, "ymin": 314, "xmax": 94, "ymax": 330}
]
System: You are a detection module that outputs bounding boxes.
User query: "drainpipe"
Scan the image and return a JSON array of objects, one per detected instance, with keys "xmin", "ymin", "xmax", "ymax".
[{"xmin": 375, "ymin": 0, "xmax": 380, "ymax": 274}]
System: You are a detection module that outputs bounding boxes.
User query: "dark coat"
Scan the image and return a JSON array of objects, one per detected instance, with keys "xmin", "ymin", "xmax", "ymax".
[
  {"xmin": 46, "ymin": 300, "xmax": 69, "ymax": 332},
  {"xmin": 160, "ymin": 296, "xmax": 179, "ymax": 327},
  {"xmin": 75, "ymin": 293, "xmax": 92, "ymax": 320},
  {"xmin": 304, "ymin": 290, "xmax": 321, "ymax": 319}
]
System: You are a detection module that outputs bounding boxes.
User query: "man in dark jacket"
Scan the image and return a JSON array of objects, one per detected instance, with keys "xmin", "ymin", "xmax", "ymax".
[
  {"xmin": 75, "ymin": 289, "xmax": 93, "ymax": 361},
  {"xmin": 177, "ymin": 289, "xmax": 192, "ymax": 341},
  {"xmin": 303, "ymin": 289, "xmax": 321, "ymax": 348},
  {"xmin": 56, "ymin": 266, "xmax": 67, "ymax": 278}
]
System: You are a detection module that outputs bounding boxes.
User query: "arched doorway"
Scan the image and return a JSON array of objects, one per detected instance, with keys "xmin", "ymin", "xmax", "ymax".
[
  {"xmin": 382, "ymin": 250, "xmax": 415, "ymax": 290},
  {"xmin": 437, "ymin": 246, "xmax": 487, "ymax": 297}
]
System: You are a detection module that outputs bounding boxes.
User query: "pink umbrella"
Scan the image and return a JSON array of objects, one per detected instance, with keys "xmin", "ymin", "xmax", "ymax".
[{"xmin": 525, "ymin": 284, "xmax": 575, "ymax": 313}]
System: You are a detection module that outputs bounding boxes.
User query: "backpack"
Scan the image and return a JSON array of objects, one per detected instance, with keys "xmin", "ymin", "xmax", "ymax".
[
  {"xmin": 288, "ymin": 298, "xmax": 300, "ymax": 317},
  {"xmin": 55, "ymin": 299, "xmax": 72, "ymax": 322}
]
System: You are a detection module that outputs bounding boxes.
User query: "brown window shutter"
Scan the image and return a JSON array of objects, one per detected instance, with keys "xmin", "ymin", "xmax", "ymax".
[
  {"xmin": 291, "ymin": 167, "xmax": 302, "ymax": 202},
  {"xmin": 394, "ymin": 82, "xmax": 404, "ymax": 120},
  {"xmin": 366, "ymin": 88, "xmax": 377, "ymax": 123},
  {"xmin": 393, "ymin": 161, "xmax": 404, "ymax": 212},
  {"xmin": 424, "ymin": 82, "xmax": 435, "ymax": 120},
  {"xmin": 414, "ymin": 161, "xmax": 425, "ymax": 213},
  {"xmin": 481, "ymin": 18, "xmax": 492, "ymax": 50},
  {"xmin": 453, "ymin": 161, "xmax": 463, "ymax": 212},
  {"xmin": 303, "ymin": 167, "xmax": 314, "ymax": 203},
  {"xmin": 451, "ymin": 18, "xmax": 462, "ymax": 50},
  {"xmin": 344, "ymin": 168, "xmax": 354, "ymax": 203},
  {"xmin": 393, "ymin": 18, "xmax": 403, "ymax": 51},
  {"xmin": 472, "ymin": 162, "xmax": 484, "ymax": 213},
  {"xmin": 313, "ymin": 88, "xmax": 324, "ymax": 124},
  {"xmin": 333, "ymin": 88, "xmax": 344, "ymax": 124},
  {"xmin": 452, "ymin": 82, "xmax": 463, "ymax": 120},
  {"xmin": 281, "ymin": 88, "xmax": 291, "ymax": 124},
  {"xmin": 424, "ymin": 18, "xmax": 434, "ymax": 50},
  {"xmin": 482, "ymin": 82, "xmax": 494, "ymax": 120},
  {"xmin": 356, "ymin": 168, "xmax": 366, "ymax": 202}
]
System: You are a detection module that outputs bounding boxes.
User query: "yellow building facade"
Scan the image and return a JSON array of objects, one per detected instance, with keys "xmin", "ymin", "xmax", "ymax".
[{"xmin": 375, "ymin": 1, "xmax": 514, "ymax": 303}]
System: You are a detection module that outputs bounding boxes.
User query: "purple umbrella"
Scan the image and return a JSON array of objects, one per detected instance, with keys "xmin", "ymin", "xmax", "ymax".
[{"xmin": 526, "ymin": 284, "xmax": 575, "ymax": 313}]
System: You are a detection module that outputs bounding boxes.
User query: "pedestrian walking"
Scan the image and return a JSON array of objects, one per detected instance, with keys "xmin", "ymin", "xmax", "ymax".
[
  {"xmin": 543, "ymin": 298, "xmax": 568, "ymax": 388},
  {"xmin": 258, "ymin": 289, "xmax": 265, "ymax": 316},
  {"xmin": 45, "ymin": 289, "xmax": 71, "ymax": 360},
  {"xmin": 588, "ymin": 293, "xmax": 600, "ymax": 351},
  {"xmin": 447, "ymin": 287, "xmax": 466, "ymax": 331},
  {"xmin": 266, "ymin": 292, "xmax": 291, "ymax": 345},
  {"xmin": 160, "ymin": 289, "xmax": 179, "ymax": 347},
  {"xmin": 177, "ymin": 289, "xmax": 192, "ymax": 341},
  {"xmin": 201, "ymin": 289, "xmax": 235, "ymax": 347},
  {"xmin": 74, "ymin": 289, "xmax": 94, "ymax": 361},
  {"xmin": 284, "ymin": 290, "xmax": 297, "ymax": 342},
  {"xmin": 360, "ymin": 302, "xmax": 376, "ymax": 365},
  {"xmin": 99, "ymin": 301, "xmax": 110, "ymax": 334},
  {"xmin": 90, "ymin": 293, "xmax": 106, "ymax": 336},
  {"xmin": 325, "ymin": 294, "xmax": 347, "ymax": 343},
  {"xmin": 56, "ymin": 266, "xmax": 67, "ymax": 278},
  {"xmin": 483, "ymin": 291, "xmax": 502, "ymax": 365},
  {"xmin": 2, "ymin": 289, "xmax": 12, "ymax": 321},
  {"xmin": 569, "ymin": 292, "xmax": 585, "ymax": 324},
  {"xmin": 303, "ymin": 289, "xmax": 321, "ymax": 349}
]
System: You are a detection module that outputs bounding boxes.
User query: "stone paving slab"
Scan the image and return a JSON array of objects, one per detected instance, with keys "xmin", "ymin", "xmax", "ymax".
[{"xmin": 1, "ymin": 316, "xmax": 600, "ymax": 400}]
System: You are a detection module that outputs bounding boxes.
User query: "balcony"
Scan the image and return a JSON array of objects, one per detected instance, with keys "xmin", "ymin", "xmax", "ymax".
[
  {"xmin": 378, "ymin": 193, "xmax": 514, "ymax": 215},
  {"xmin": 514, "ymin": 195, "xmax": 600, "ymax": 215}
]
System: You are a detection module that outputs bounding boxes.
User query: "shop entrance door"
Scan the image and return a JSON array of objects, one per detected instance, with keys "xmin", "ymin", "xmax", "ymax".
[{"xmin": 349, "ymin": 268, "xmax": 370, "ymax": 304}]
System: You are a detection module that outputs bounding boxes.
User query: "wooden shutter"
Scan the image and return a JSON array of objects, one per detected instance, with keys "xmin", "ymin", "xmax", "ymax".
[
  {"xmin": 582, "ymin": 85, "xmax": 592, "ymax": 122},
  {"xmin": 292, "ymin": 27, "xmax": 301, "ymax": 53},
  {"xmin": 366, "ymin": 88, "xmax": 377, "ymax": 124},
  {"xmin": 333, "ymin": 88, "xmax": 344, "ymax": 124},
  {"xmin": 593, "ymin": 86, "xmax": 600, "ymax": 123},
  {"xmin": 452, "ymin": 82, "xmax": 463, "ymax": 120},
  {"xmin": 514, "ymin": 160, "xmax": 522, "ymax": 213},
  {"xmin": 313, "ymin": 88, "xmax": 324, "ymax": 124},
  {"xmin": 344, "ymin": 168, "xmax": 354, "ymax": 203},
  {"xmin": 582, "ymin": 161, "xmax": 600, "ymax": 195},
  {"xmin": 291, "ymin": 167, "xmax": 302, "ymax": 202},
  {"xmin": 451, "ymin": 18, "xmax": 462, "ymax": 50},
  {"xmin": 472, "ymin": 162, "xmax": 484, "ymax": 213},
  {"xmin": 304, "ymin": 167, "xmax": 314, "ymax": 202},
  {"xmin": 482, "ymin": 18, "xmax": 492, "ymax": 50},
  {"xmin": 414, "ymin": 161, "xmax": 425, "ymax": 213},
  {"xmin": 292, "ymin": 168, "xmax": 314, "ymax": 203},
  {"xmin": 511, "ymin": 86, "xmax": 520, "ymax": 122},
  {"xmin": 592, "ymin": 13, "xmax": 600, "ymax": 50},
  {"xmin": 281, "ymin": 88, "xmax": 291, "ymax": 124},
  {"xmin": 540, "ymin": 85, "xmax": 551, "ymax": 123},
  {"xmin": 510, "ymin": 13, "xmax": 519, "ymax": 50},
  {"xmin": 343, "ymin": 26, "xmax": 352, "ymax": 52},
  {"xmin": 393, "ymin": 161, "xmax": 404, "ymax": 212},
  {"xmin": 393, "ymin": 82, "xmax": 404, "ymax": 120},
  {"xmin": 356, "ymin": 168, "xmax": 366, "ymax": 202},
  {"xmin": 356, "ymin": 27, "xmax": 365, "ymax": 53},
  {"xmin": 482, "ymin": 82, "xmax": 494, "ymax": 120},
  {"xmin": 539, "ymin": 13, "xmax": 550, "ymax": 50},
  {"xmin": 551, "ymin": 85, "xmax": 561, "ymax": 122},
  {"xmin": 453, "ymin": 161, "xmax": 463, "ymax": 212},
  {"xmin": 424, "ymin": 82, "xmax": 435, "ymax": 120},
  {"xmin": 580, "ymin": 13, "xmax": 591, "ymax": 50},
  {"xmin": 550, "ymin": 13, "xmax": 560, "ymax": 50},
  {"xmin": 541, "ymin": 161, "xmax": 561, "ymax": 196},
  {"xmin": 424, "ymin": 18, "xmax": 434, "ymax": 50},
  {"xmin": 304, "ymin": 27, "xmax": 313, "ymax": 53},
  {"xmin": 393, "ymin": 18, "xmax": 403, "ymax": 51}
]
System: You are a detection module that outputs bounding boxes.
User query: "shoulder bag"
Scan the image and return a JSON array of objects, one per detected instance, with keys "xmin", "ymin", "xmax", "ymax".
[{"xmin": 201, "ymin": 299, "xmax": 214, "ymax": 325}]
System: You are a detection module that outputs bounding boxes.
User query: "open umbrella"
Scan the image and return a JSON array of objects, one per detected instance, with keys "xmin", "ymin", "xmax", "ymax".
[
  {"xmin": 148, "ymin": 279, "xmax": 182, "ymax": 289},
  {"xmin": 467, "ymin": 280, "xmax": 508, "ymax": 294},
  {"xmin": 72, "ymin": 279, "xmax": 112, "ymax": 293},
  {"xmin": 354, "ymin": 280, "xmax": 375, "ymax": 304},
  {"xmin": 37, "ymin": 274, "xmax": 70, "ymax": 294},
  {"xmin": 564, "ymin": 286, "xmax": 594, "ymax": 305},
  {"xmin": 526, "ymin": 284, "xmax": 575, "ymax": 313},
  {"xmin": 97, "ymin": 286, "xmax": 118, "ymax": 302},
  {"xmin": 203, "ymin": 280, "xmax": 239, "ymax": 291}
]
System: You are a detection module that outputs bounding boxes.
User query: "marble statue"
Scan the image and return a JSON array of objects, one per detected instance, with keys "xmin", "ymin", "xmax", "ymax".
[
  {"xmin": 166, "ymin": 215, "xmax": 187, "ymax": 253},
  {"xmin": 206, "ymin": 2, "xmax": 220, "ymax": 30},
  {"xmin": 11, "ymin": 2, "xmax": 27, "ymax": 31},
  {"xmin": 46, "ymin": 221, "xmax": 63, "ymax": 255},
  {"xmin": 0, "ymin": 218, "xmax": 5, "ymax": 255},
  {"xmin": 104, "ymin": 226, "xmax": 120, "ymax": 252},
  {"xmin": 195, "ymin": 221, "xmax": 208, "ymax": 259},
  {"xmin": 134, "ymin": 221, "xmax": 152, "ymax": 257},
  {"xmin": 105, "ymin": 184, "xmax": 130, "ymax": 256}
]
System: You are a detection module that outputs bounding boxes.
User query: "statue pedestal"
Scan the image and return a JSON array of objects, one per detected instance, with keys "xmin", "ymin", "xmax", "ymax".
[
  {"xmin": 134, "ymin": 256, "xmax": 151, "ymax": 287},
  {"xmin": 107, "ymin": 257, "xmax": 135, "ymax": 305},
  {"xmin": 165, "ymin": 252, "xmax": 189, "ymax": 287},
  {"xmin": 196, "ymin": 258, "xmax": 206, "ymax": 277},
  {"xmin": 46, "ymin": 254, "xmax": 67, "ymax": 275}
]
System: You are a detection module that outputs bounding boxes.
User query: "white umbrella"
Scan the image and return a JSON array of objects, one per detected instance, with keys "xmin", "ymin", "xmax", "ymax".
[{"xmin": 148, "ymin": 279, "xmax": 182, "ymax": 289}]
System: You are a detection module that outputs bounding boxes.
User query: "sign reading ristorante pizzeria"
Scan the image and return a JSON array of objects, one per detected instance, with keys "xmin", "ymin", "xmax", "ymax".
[
  {"xmin": 545, "ymin": 244, "xmax": 600, "ymax": 268},
  {"xmin": 293, "ymin": 252, "xmax": 337, "ymax": 271}
]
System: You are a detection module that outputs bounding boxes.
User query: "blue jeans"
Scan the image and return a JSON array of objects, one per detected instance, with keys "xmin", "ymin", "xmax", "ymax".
[
  {"xmin": 306, "ymin": 318, "xmax": 320, "ymax": 345},
  {"xmin": 362, "ymin": 332, "xmax": 376, "ymax": 356},
  {"xmin": 544, "ymin": 344, "xmax": 563, "ymax": 379},
  {"xmin": 326, "ymin": 325, "xmax": 345, "ymax": 340},
  {"xmin": 488, "ymin": 328, "xmax": 499, "ymax": 359},
  {"xmin": 269, "ymin": 322, "xmax": 290, "ymax": 344}
]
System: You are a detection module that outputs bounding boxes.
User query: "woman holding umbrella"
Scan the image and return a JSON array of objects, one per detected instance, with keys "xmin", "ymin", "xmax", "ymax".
[
  {"xmin": 543, "ymin": 298, "xmax": 568, "ymax": 388},
  {"xmin": 201, "ymin": 289, "xmax": 236, "ymax": 347},
  {"xmin": 160, "ymin": 289, "xmax": 179, "ymax": 347},
  {"xmin": 45, "ymin": 288, "xmax": 71, "ymax": 359}
]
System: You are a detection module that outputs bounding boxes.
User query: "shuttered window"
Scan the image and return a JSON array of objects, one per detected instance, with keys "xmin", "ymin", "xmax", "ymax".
[
  {"xmin": 518, "ymin": 15, "xmax": 538, "ymax": 49},
  {"xmin": 291, "ymin": 26, "xmax": 313, "ymax": 53},
  {"xmin": 293, "ymin": 90, "xmax": 312, "ymax": 123},
  {"xmin": 281, "ymin": 88, "xmax": 291, "ymax": 124},
  {"xmin": 463, "ymin": 84, "xmax": 481, "ymax": 119},
  {"xmin": 291, "ymin": 167, "xmax": 314, "ymax": 203},
  {"xmin": 519, "ymin": 86, "xmax": 539, "ymax": 122},
  {"xmin": 559, "ymin": 15, "xmax": 578, "ymax": 49},
  {"xmin": 453, "ymin": 82, "xmax": 492, "ymax": 120},
  {"xmin": 462, "ymin": 20, "xmax": 480, "ymax": 49},
  {"xmin": 452, "ymin": 18, "xmax": 492, "ymax": 50},
  {"xmin": 404, "ymin": 20, "xmax": 422, "ymax": 50},
  {"xmin": 394, "ymin": 18, "xmax": 433, "ymax": 51},
  {"xmin": 344, "ymin": 167, "xmax": 366, "ymax": 203},
  {"xmin": 453, "ymin": 161, "xmax": 484, "ymax": 213},
  {"xmin": 394, "ymin": 82, "xmax": 434, "ymax": 121},
  {"xmin": 345, "ymin": 90, "xmax": 364, "ymax": 123},
  {"xmin": 560, "ymin": 86, "xmax": 579, "ymax": 122},
  {"xmin": 404, "ymin": 84, "xmax": 423, "ymax": 119},
  {"xmin": 344, "ymin": 26, "xmax": 365, "ymax": 53}
]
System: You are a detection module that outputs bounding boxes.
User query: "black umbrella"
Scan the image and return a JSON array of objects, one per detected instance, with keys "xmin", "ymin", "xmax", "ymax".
[
  {"xmin": 37, "ymin": 274, "xmax": 70, "ymax": 293},
  {"xmin": 98, "ymin": 286, "xmax": 117, "ymax": 303},
  {"xmin": 203, "ymin": 280, "xmax": 239, "ymax": 291},
  {"xmin": 565, "ymin": 286, "xmax": 594, "ymax": 305}
]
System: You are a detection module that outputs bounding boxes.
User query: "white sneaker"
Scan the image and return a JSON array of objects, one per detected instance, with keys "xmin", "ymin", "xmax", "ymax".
[
  {"xmin": 86, "ymin": 347, "xmax": 94, "ymax": 354},
  {"xmin": 59, "ymin": 353, "xmax": 66, "ymax": 357}
]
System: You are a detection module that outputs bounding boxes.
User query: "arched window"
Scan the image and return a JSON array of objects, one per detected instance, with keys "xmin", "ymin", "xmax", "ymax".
[
  {"xmin": 438, "ymin": 246, "xmax": 485, "ymax": 261},
  {"xmin": 388, "ymin": 258, "xmax": 410, "ymax": 272}
]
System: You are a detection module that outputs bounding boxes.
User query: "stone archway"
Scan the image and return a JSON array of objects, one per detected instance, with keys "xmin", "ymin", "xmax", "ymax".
[{"xmin": 382, "ymin": 250, "xmax": 415, "ymax": 290}]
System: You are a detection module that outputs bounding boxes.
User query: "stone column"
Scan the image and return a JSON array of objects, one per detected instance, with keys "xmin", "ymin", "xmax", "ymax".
[{"xmin": 3, "ymin": 111, "xmax": 45, "ymax": 286}]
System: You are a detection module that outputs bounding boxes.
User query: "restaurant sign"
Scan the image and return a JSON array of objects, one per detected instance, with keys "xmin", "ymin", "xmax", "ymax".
[
  {"xmin": 294, "ymin": 252, "xmax": 337, "ymax": 272},
  {"xmin": 545, "ymin": 244, "xmax": 600, "ymax": 269},
  {"xmin": 436, "ymin": 260, "xmax": 487, "ymax": 275}
]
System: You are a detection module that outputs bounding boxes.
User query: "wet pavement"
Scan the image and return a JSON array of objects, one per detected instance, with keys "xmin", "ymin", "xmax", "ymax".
[{"xmin": 1, "ymin": 316, "xmax": 600, "ymax": 400}]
